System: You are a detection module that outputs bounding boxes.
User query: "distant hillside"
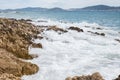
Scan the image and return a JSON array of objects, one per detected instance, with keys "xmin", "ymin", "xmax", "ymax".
[
  {"xmin": 71, "ymin": 5, "xmax": 120, "ymax": 11},
  {"xmin": 1, "ymin": 5, "xmax": 120, "ymax": 12},
  {"xmin": 48, "ymin": 7, "xmax": 65, "ymax": 11}
]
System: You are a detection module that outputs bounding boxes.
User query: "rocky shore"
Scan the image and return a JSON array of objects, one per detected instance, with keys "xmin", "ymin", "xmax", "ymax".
[
  {"xmin": 0, "ymin": 18, "xmax": 119, "ymax": 80},
  {"xmin": 0, "ymin": 18, "xmax": 41, "ymax": 80}
]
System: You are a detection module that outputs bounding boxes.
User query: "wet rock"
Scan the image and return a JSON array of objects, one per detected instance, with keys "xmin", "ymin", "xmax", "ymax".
[
  {"xmin": 34, "ymin": 35, "xmax": 43, "ymax": 40},
  {"xmin": 114, "ymin": 75, "xmax": 120, "ymax": 80},
  {"xmin": 96, "ymin": 27, "xmax": 103, "ymax": 30},
  {"xmin": 65, "ymin": 72, "xmax": 104, "ymax": 80},
  {"xmin": 88, "ymin": 31, "xmax": 105, "ymax": 36},
  {"xmin": 115, "ymin": 39, "xmax": 120, "ymax": 43},
  {"xmin": 47, "ymin": 26, "xmax": 68, "ymax": 33},
  {"xmin": 32, "ymin": 43, "xmax": 42, "ymax": 48},
  {"xmin": 68, "ymin": 26, "xmax": 84, "ymax": 32}
]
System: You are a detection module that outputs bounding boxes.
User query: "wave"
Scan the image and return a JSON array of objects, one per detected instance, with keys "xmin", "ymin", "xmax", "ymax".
[{"xmin": 22, "ymin": 19, "xmax": 120, "ymax": 80}]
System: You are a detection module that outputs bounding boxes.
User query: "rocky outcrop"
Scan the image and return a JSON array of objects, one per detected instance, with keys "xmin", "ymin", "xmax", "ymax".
[
  {"xmin": 65, "ymin": 72, "xmax": 104, "ymax": 80},
  {"xmin": 68, "ymin": 27, "xmax": 84, "ymax": 32},
  {"xmin": 0, "ymin": 18, "xmax": 40, "ymax": 79},
  {"xmin": 0, "ymin": 49, "xmax": 39, "ymax": 77},
  {"xmin": 0, "ymin": 18, "xmax": 41, "ymax": 59}
]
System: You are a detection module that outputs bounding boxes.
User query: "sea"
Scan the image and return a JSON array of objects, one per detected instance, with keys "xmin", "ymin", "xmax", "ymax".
[{"xmin": 0, "ymin": 10, "xmax": 120, "ymax": 80}]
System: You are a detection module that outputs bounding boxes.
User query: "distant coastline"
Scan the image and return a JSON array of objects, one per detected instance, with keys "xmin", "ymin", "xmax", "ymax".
[{"xmin": 0, "ymin": 5, "xmax": 120, "ymax": 12}]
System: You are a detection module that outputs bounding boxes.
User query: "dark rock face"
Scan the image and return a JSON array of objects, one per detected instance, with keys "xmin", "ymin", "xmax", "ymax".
[
  {"xmin": 114, "ymin": 75, "xmax": 120, "ymax": 80},
  {"xmin": 68, "ymin": 27, "xmax": 84, "ymax": 32},
  {"xmin": 65, "ymin": 72, "xmax": 104, "ymax": 80}
]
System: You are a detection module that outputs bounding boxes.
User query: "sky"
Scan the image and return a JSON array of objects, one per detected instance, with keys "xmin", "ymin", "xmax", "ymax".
[{"xmin": 0, "ymin": 0, "xmax": 120, "ymax": 9}]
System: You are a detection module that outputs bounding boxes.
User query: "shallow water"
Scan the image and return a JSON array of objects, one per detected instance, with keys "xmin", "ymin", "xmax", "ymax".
[{"xmin": 22, "ymin": 21, "xmax": 120, "ymax": 80}]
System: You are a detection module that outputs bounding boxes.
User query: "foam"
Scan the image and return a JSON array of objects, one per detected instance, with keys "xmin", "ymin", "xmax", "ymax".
[{"xmin": 22, "ymin": 20, "xmax": 120, "ymax": 80}]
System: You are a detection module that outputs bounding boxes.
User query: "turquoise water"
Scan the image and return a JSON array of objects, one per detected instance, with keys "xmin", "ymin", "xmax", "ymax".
[{"xmin": 0, "ymin": 10, "xmax": 120, "ymax": 29}]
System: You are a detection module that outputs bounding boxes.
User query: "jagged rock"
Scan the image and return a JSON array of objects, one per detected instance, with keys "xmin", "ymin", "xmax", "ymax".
[
  {"xmin": 0, "ymin": 73, "xmax": 21, "ymax": 80},
  {"xmin": 47, "ymin": 26, "xmax": 68, "ymax": 33},
  {"xmin": 114, "ymin": 75, "xmax": 120, "ymax": 80},
  {"xmin": 68, "ymin": 27, "xmax": 84, "ymax": 32},
  {"xmin": 65, "ymin": 72, "xmax": 104, "ymax": 80},
  {"xmin": 31, "ymin": 43, "xmax": 42, "ymax": 48}
]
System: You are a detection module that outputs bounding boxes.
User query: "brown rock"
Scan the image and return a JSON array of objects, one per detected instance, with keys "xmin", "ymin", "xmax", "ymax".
[
  {"xmin": 68, "ymin": 27, "xmax": 84, "ymax": 32},
  {"xmin": 32, "ymin": 43, "xmax": 42, "ymax": 48},
  {"xmin": 0, "ymin": 73, "xmax": 21, "ymax": 80},
  {"xmin": 65, "ymin": 72, "xmax": 104, "ymax": 80},
  {"xmin": 0, "ymin": 48, "xmax": 39, "ymax": 77}
]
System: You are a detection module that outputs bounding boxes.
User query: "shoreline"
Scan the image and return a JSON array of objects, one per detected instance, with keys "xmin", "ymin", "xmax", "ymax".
[{"xmin": 0, "ymin": 18, "xmax": 119, "ymax": 80}]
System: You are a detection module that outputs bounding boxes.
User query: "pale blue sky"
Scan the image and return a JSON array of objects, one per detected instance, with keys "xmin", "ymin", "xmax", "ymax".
[{"xmin": 0, "ymin": 0, "xmax": 120, "ymax": 9}]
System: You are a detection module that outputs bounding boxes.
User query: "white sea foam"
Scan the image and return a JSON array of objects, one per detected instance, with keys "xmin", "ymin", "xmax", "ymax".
[{"xmin": 22, "ymin": 20, "xmax": 120, "ymax": 80}]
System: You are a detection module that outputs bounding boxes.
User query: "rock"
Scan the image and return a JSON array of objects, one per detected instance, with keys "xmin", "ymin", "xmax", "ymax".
[
  {"xmin": 47, "ymin": 26, "xmax": 68, "ymax": 33},
  {"xmin": 0, "ymin": 18, "xmax": 41, "ymax": 59},
  {"xmin": 88, "ymin": 31, "xmax": 105, "ymax": 36},
  {"xmin": 68, "ymin": 27, "xmax": 84, "ymax": 32},
  {"xmin": 0, "ymin": 73, "xmax": 21, "ymax": 80},
  {"xmin": 26, "ymin": 19, "xmax": 32, "ymax": 22},
  {"xmin": 96, "ymin": 27, "xmax": 103, "ymax": 30},
  {"xmin": 32, "ymin": 43, "xmax": 42, "ymax": 48},
  {"xmin": 65, "ymin": 72, "xmax": 104, "ymax": 80},
  {"xmin": 114, "ymin": 75, "xmax": 120, "ymax": 80},
  {"xmin": 115, "ymin": 39, "xmax": 120, "ymax": 43},
  {"xmin": 0, "ymin": 48, "xmax": 39, "ymax": 77}
]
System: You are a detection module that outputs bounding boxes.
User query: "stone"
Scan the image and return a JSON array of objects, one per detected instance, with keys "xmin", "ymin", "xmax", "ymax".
[
  {"xmin": 115, "ymin": 39, "xmax": 120, "ymax": 43},
  {"xmin": 68, "ymin": 27, "xmax": 84, "ymax": 32},
  {"xmin": 65, "ymin": 72, "xmax": 104, "ymax": 80},
  {"xmin": 32, "ymin": 43, "xmax": 42, "ymax": 48},
  {"xmin": 47, "ymin": 26, "xmax": 68, "ymax": 33}
]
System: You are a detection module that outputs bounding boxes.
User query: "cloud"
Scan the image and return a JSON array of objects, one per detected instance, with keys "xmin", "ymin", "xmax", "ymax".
[{"xmin": 0, "ymin": 0, "xmax": 120, "ymax": 9}]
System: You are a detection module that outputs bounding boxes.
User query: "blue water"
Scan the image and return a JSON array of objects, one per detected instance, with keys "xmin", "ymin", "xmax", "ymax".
[{"xmin": 0, "ymin": 10, "xmax": 120, "ymax": 30}]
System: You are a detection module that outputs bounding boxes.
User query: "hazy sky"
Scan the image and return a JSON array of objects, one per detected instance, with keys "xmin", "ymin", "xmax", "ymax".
[{"xmin": 0, "ymin": 0, "xmax": 120, "ymax": 9}]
